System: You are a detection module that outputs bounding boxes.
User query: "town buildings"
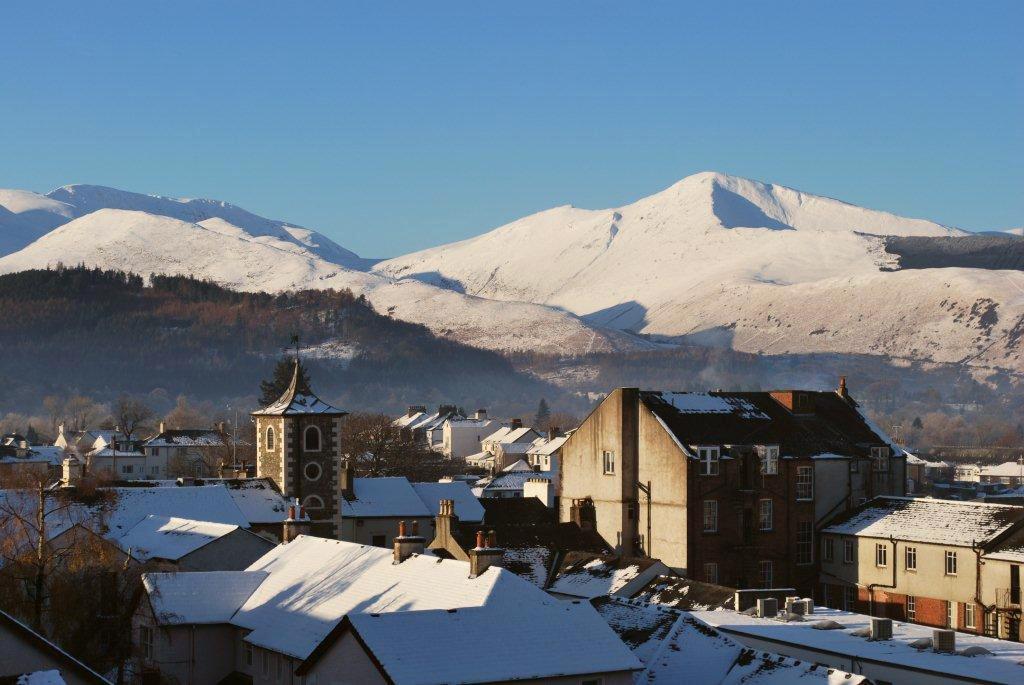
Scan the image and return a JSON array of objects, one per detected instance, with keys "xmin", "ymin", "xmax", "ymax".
[
  {"xmin": 558, "ymin": 381, "xmax": 906, "ymax": 594},
  {"xmin": 440, "ymin": 410, "xmax": 499, "ymax": 459}
]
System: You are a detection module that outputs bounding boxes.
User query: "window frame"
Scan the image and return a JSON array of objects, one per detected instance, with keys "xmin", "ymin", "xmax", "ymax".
[
  {"xmin": 759, "ymin": 445, "xmax": 780, "ymax": 475},
  {"xmin": 702, "ymin": 500, "xmax": 719, "ymax": 533},
  {"xmin": 843, "ymin": 539, "xmax": 855, "ymax": 564},
  {"xmin": 758, "ymin": 498, "xmax": 773, "ymax": 531},
  {"xmin": 304, "ymin": 461, "xmax": 323, "ymax": 481},
  {"xmin": 698, "ymin": 446, "xmax": 720, "ymax": 476},
  {"xmin": 303, "ymin": 425, "xmax": 322, "ymax": 452},
  {"xmin": 823, "ymin": 537, "xmax": 834, "ymax": 562},
  {"xmin": 965, "ymin": 603, "xmax": 976, "ymax": 629},
  {"xmin": 602, "ymin": 450, "xmax": 615, "ymax": 475},
  {"xmin": 758, "ymin": 560, "xmax": 773, "ymax": 589},
  {"xmin": 302, "ymin": 494, "xmax": 325, "ymax": 511},
  {"xmin": 266, "ymin": 426, "xmax": 275, "ymax": 451},
  {"xmin": 796, "ymin": 521, "xmax": 813, "ymax": 565},
  {"xmin": 907, "ymin": 595, "xmax": 916, "ymax": 620},
  {"xmin": 875, "ymin": 542, "xmax": 888, "ymax": 568},
  {"xmin": 945, "ymin": 550, "xmax": 958, "ymax": 576},
  {"xmin": 871, "ymin": 446, "xmax": 891, "ymax": 472},
  {"xmin": 905, "ymin": 546, "xmax": 917, "ymax": 571},
  {"xmin": 139, "ymin": 625, "xmax": 153, "ymax": 660},
  {"xmin": 945, "ymin": 600, "xmax": 954, "ymax": 628},
  {"xmin": 796, "ymin": 465, "xmax": 814, "ymax": 500},
  {"xmin": 703, "ymin": 562, "xmax": 719, "ymax": 585}
]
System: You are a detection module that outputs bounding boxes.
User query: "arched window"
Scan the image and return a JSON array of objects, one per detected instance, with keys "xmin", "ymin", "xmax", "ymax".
[
  {"xmin": 266, "ymin": 426, "xmax": 275, "ymax": 451},
  {"xmin": 303, "ymin": 494, "xmax": 324, "ymax": 511},
  {"xmin": 304, "ymin": 461, "xmax": 322, "ymax": 481},
  {"xmin": 304, "ymin": 425, "xmax": 321, "ymax": 452}
]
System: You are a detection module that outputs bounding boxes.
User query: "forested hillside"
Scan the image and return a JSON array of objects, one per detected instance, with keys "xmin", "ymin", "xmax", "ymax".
[{"xmin": 0, "ymin": 266, "xmax": 574, "ymax": 415}]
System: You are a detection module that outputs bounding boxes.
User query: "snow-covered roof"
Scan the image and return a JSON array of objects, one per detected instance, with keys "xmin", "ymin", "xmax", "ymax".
[
  {"xmin": 653, "ymin": 392, "xmax": 770, "ymax": 419},
  {"xmin": 143, "ymin": 571, "xmax": 267, "ymax": 625},
  {"xmin": 117, "ymin": 515, "xmax": 239, "ymax": 561},
  {"xmin": 822, "ymin": 496, "xmax": 1024, "ymax": 547},
  {"xmin": 232, "ymin": 536, "xmax": 578, "ymax": 659},
  {"xmin": 498, "ymin": 442, "xmax": 534, "ymax": 455},
  {"xmin": 481, "ymin": 470, "xmax": 550, "ymax": 493},
  {"xmin": 15, "ymin": 671, "xmax": 67, "ymax": 685},
  {"xmin": 410, "ymin": 481, "xmax": 484, "ymax": 523},
  {"xmin": 102, "ymin": 485, "xmax": 252, "ymax": 537},
  {"xmin": 339, "ymin": 477, "xmax": 431, "ymax": 518},
  {"xmin": 502, "ymin": 459, "xmax": 534, "ymax": 473},
  {"xmin": 629, "ymin": 575, "xmax": 736, "ymax": 611},
  {"xmin": 253, "ymin": 362, "xmax": 344, "ymax": 416},
  {"xmin": 343, "ymin": 601, "xmax": 641, "ymax": 684},
  {"xmin": 142, "ymin": 429, "xmax": 227, "ymax": 448},
  {"xmin": 482, "ymin": 425, "xmax": 538, "ymax": 445},
  {"xmin": 222, "ymin": 478, "xmax": 289, "ymax": 524},
  {"xmin": 88, "ymin": 446, "xmax": 144, "ymax": 458},
  {"xmin": 548, "ymin": 553, "xmax": 659, "ymax": 599},
  {"xmin": 980, "ymin": 461, "xmax": 1024, "ymax": 477},
  {"xmin": 393, "ymin": 411, "xmax": 426, "ymax": 429},
  {"xmin": 528, "ymin": 435, "xmax": 568, "ymax": 456},
  {"xmin": 692, "ymin": 605, "xmax": 1024, "ymax": 684},
  {"xmin": 984, "ymin": 540, "xmax": 1024, "ymax": 563}
]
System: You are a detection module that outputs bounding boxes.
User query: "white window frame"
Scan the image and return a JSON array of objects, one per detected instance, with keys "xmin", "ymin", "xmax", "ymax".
[
  {"xmin": 266, "ymin": 426, "xmax": 275, "ymax": 451},
  {"xmin": 907, "ymin": 595, "xmax": 916, "ymax": 620},
  {"xmin": 945, "ymin": 550, "xmax": 958, "ymax": 576},
  {"xmin": 698, "ymin": 446, "xmax": 720, "ymax": 476},
  {"xmin": 796, "ymin": 521, "xmax": 813, "ymax": 565},
  {"xmin": 843, "ymin": 539, "xmax": 855, "ymax": 564},
  {"xmin": 965, "ymin": 603, "xmax": 976, "ymax": 629},
  {"xmin": 758, "ymin": 498, "xmax": 773, "ymax": 531},
  {"xmin": 871, "ymin": 446, "xmax": 891, "ymax": 472},
  {"xmin": 758, "ymin": 560, "xmax": 773, "ymax": 589},
  {"xmin": 703, "ymin": 500, "xmax": 718, "ymax": 533},
  {"xmin": 759, "ymin": 445, "xmax": 779, "ymax": 475},
  {"xmin": 844, "ymin": 586, "xmax": 855, "ymax": 612},
  {"xmin": 703, "ymin": 562, "xmax": 719, "ymax": 584},
  {"xmin": 905, "ymin": 546, "xmax": 917, "ymax": 571},
  {"xmin": 303, "ymin": 494, "xmax": 325, "ymax": 511},
  {"xmin": 796, "ymin": 466, "xmax": 814, "ymax": 500},
  {"xmin": 946, "ymin": 600, "xmax": 954, "ymax": 628},
  {"xmin": 875, "ymin": 543, "xmax": 888, "ymax": 567},
  {"xmin": 303, "ymin": 425, "xmax": 322, "ymax": 452},
  {"xmin": 602, "ymin": 450, "xmax": 615, "ymax": 475}
]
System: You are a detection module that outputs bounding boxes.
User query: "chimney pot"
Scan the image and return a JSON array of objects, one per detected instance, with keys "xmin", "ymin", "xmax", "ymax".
[
  {"xmin": 398, "ymin": 520, "xmax": 407, "ymax": 538},
  {"xmin": 159, "ymin": 421, "xmax": 166, "ymax": 434},
  {"xmin": 475, "ymin": 530, "xmax": 486, "ymax": 549},
  {"xmin": 487, "ymin": 530, "xmax": 497, "ymax": 548},
  {"xmin": 412, "ymin": 520, "xmax": 419, "ymax": 536}
]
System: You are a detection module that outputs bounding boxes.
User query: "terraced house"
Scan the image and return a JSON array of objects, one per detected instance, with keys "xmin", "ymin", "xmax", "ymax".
[{"xmin": 559, "ymin": 379, "xmax": 906, "ymax": 594}]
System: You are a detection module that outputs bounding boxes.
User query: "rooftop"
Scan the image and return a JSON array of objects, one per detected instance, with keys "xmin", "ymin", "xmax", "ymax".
[
  {"xmin": 629, "ymin": 575, "xmax": 736, "ymax": 611},
  {"xmin": 253, "ymin": 362, "xmax": 345, "ymax": 416},
  {"xmin": 117, "ymin": 515, "xmax": 239, "ymax": 561},
  {"xmin": 548, "ymin": 552, "xmax": 661, "ymax": 599}
]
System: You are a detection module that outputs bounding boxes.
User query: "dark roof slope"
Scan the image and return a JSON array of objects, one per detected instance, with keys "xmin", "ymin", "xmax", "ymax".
[
  {"xmin": 0, "ymin": 609, "xmax": 110, "ymax": 683},
  {"xmin": 640, "ymin": 390, "xmax": 897, "ymax": 458},
  {"xmin": 629, "ymin": 575, "xmax": 736, "ymax": 610}
]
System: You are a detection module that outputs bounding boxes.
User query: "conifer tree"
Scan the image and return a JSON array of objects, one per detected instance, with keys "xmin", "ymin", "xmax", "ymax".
[{"xmin": 259, "ymin": 358, "xmax": 312, "ymax": 407}]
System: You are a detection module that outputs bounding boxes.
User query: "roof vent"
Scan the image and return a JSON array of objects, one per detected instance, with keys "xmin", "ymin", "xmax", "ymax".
[
  {"xmin": 756, "ymin": 598, "xmax": 778, "ymax": 618},
  {"xmin": 870, "ymin": 617, "xmax": 893, "ymax": 641},
  {"xmin": 958, "ymin": 645, "xmax": 992, "ymax": 657},
  {"xmin": 933, "ymin": 629, "xmax": 956, "ymax": 653}
]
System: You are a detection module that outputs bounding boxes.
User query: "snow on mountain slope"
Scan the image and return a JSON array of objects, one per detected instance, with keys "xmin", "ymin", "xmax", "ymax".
[
  {"xmin": 0, "ymin": 189, "xmax": 77, "ymax": 254},
  {"xmin": 42, "ymin": 184, "xmax": 372, "ymax": 269},
  {"xmin": 375, "ymin": 171, "xmax": 1024, "ymax": 371},
  {"xmin": 0, "ymin": 208, "xmax": 643, "ymax": 355}
]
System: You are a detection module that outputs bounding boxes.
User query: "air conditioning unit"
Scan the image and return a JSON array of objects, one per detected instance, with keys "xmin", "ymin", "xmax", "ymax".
[
  {"xmin": 870, "ymin": 617, "xmax": 893, "ymax": 641},
  {"xmin": 933, "ymin": 629, "xmax": 956, "ymax": 653},
  {"xmin": 803, "ymin": 598, "xmax": 815, "ymax": 615},
  {"xmin": 757, "ymin": 598, "xmax": 778, "ymax": 618},
  {"xmin": 788, "ymin": 599, "xmax": 807, "ymax": 616}
]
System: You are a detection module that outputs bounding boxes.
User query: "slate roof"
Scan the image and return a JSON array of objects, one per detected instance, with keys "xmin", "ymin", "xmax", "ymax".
[
  {"xmin": 548, "ymin": 552, "xmax": 661, "ymax": 599},
  {"xmin": 342, "ymin": 601, "xmax": 641, "ymax": 684},
  {"xmin": 221, "ymin": 478, "xmax": 289, "ymax": 524},
  {"xmin": 142, "ymin": 429, "xmax": 229, "ymax": 448},
  {"xmin": 0, "ymin": 609, "xmax": 109, "ymax": 684},
  {"xmin": 117, "ymin": 515, "xmax": 239, "ymax": 561},
  {"xmin": 253, "ymin": 362, "xmax": 345, "ymax": 416},
  {"xmin": 409, "ymin": 481, "xmax": 484, "ymax": 523},
  {"xmin": 629, "ymin": 575, "xmax": 736, "ymax": 610},
  {"xmin": 822, "ymin": 496, "xmax": 1024, "ymax": 547},
  {"xmin": 143, "ymin": 571, "xmax": 267, "ymax": 625},
  {"xmin": 340, "ymin": 477, "xmax": 485, "ymax": 521},
  {"xmin": 641, "ymin": 390, "xmax": 902, "ymax": 459},
  {"xmin": 479, "ymin": 470, "xmax": 551, "ymax": 493}
]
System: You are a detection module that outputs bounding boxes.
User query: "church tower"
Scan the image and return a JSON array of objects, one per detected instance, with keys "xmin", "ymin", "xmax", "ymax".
[{"xmin": 252, "ymin": 361, "xmax": 348, "ymax": 538}]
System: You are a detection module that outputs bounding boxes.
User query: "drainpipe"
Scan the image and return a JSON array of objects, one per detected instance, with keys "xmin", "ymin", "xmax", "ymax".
[
  {"xmin": 866, "ymin": 535, "xmax": 898, "ymax": 616},
  {"xmin": 974, "ymin": 541, "xmax": 998, "ymax": 634}
]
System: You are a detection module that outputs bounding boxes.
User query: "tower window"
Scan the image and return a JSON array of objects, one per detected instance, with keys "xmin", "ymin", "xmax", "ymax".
[
  {"xmin": 304, "ymin": 461, "xmax": 322, "ymax": 481},
  {"xmin": 266, "ymin": 426, "xmax": 275, "ymax": 451},
  {"xmin": 304, "ymin": 425, "xmax": 321, "ymax": 451},
  {"xmin": 303, "ymin": 494, "xmax": 325, "ymax": 511}
]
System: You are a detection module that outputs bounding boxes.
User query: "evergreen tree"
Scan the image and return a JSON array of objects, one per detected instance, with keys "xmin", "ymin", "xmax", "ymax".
[
  {"xmin": 259, "ymin": 358, "xmax": 312, "ymax": 407},
  {"xmin": 534, "ymin": 398, "xmax": 551, "ymax": 430},
  {"xmin": 912, "ymin": 416, "xmax": 923, "ymax": 430},
  {"xmin": 25, "ymin": 424, "xmax": 40, "ymax": 444}
]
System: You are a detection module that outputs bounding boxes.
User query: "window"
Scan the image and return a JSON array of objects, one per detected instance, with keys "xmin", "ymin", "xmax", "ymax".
[
  {"xmin": 302, "ymin": 494, "xmax": 324, "ymax": 511},
  {"xmin": 149, "ymin": 465, "xmax": 159, "ymax": 475},
  {"xmin": 945, "ymin": 550, "xmax": 958, "ymax": 575},
  {"xmin": 759, "ymin": 445, "xmax": 779, "ymax": 475},
  {"xmin": 843, "ymin": 539, "xmax": 855, "ymax": 564},
  {"xmin": 304, "ymin": 425, "xmax": 321, "ymax": 451},
  {"xmin": 907, "ymin": 595, "xmax": 916, "ymax": 620},
  {"xmin": 703, "ymin": 500, "xmax": 718, "ymax": 533},
  {"xmin": 704, "ymin": 562, "xmax": 719, "ymax": 584},
  {"xmin": 758, "ymin": 499, "xmax": 773, "ymax": 531},
  {"xmin": 139, "ymin": 625, "xmax": 153, "ymax": 659},
  {"xmin": 121, "ymin": 464, "xmax": 133, "ymax": 474},
  {"xmin": 245, "ymin": 643, "xmax": 253, "ymax": 667},
  {"xmin": 823, "ymin": 537, "xmax": 834, "ymax": 562},
  {"xmin": 371, "ymin": 534, "xmax": 386, "ymax": 548},
  {"xmin": 758, "ymin": 560, "xmax": 773, "ymax": 588},
  {"xmin": 698, "ymin": 446, "xmax": 720, "ymax": 476},
  {"xmin": 875, "ymin": 543, "xmax": 888, "ymax": 567},
  {"xmin": 602, "ymin": 450, "xmax": 615, "ymax": 475},
  {"xmin": 945, "ymin": 601, "xmax": 954, "ymax": 628},
  {"xmin": 304, "ymin": 461, "xmax": 322, "ymax": 481},
  {"xmin": 796, "ymin": 466, "xmax": 814, "ymax": 500},
  {"xmin": 871, "ymin": 446, "xmax": 890, "ymax": 472},
  {"xmin": 266, "ymin": 426, "xmax": 275, "ymax": 451},
  {"xmin": 965, "ymin": 603, "xmax": 976, "ymax": 629},
  {"xmin": 905, "ymin": 546, "xmax": 917, "ymax": 571},
  {"xmin": 985, "ymin": 609, "xmax": 997, "ymax": 636},
  {"xmin": 844, "ymin": 586, "xmax": 856, "ymax": 612},
  {"xmin": 797, "ymin": 521, "xmax": 813, "ymax": 564}
]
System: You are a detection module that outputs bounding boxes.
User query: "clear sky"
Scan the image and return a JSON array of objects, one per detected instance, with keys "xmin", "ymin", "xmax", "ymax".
[{"xmin": 1, "ymin": 1, "xmax": 1020, "ymax": 257}]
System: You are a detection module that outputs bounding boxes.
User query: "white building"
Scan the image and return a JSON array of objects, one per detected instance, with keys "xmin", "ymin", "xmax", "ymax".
[{"xmin": 440, "ymin": 410, "xmax": 499, "ymax": 459}]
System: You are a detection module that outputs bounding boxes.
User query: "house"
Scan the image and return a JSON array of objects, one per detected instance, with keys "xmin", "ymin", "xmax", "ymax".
[
  {"xmin": 140, "ymin": 422, "xmax": 240, "ymax": 478},
  {"xmin": 527, "ymin": 431, "xmax": 568, "ymax": 493},
  {"xmin": 132, "ymin": 532, "xmax": 641, "ymax": 685},
  {"xmin": 546, "ymin": 552, "xmax": 673, "ymax": 600},
  {"xmin": 559, "ymin": 381, "xmax": 907, "ymax": 594},
  {"xmin": 955, "ymin": 463, "xmax": 981, "ymax": 482},
  {"xmin": 467, "ymin": 422, "xmax": 543, "ymax": 472},
  {"xmin": 0, "ymin": 609, "xmax": 109, "ymax": 685},
  {"xmin": 339, "ymin": 475, "xmax": 484, "ymax": 548},
  {"xmin": 85, "ymin": 443, "xmax": 147, "ymax": 480},
  {"xmin": 593, "ymin": 597, "xmax": 868, "ymax": 685},
  {"xmin": 692, "ymin": 603, "xmax": 1024, "ymax": 685},
  {"xmin": 252, "ymin": 361, "xmax": 348, "ymax": 538},
  {"xmin": 0, "ymin": 437, "xmax": 64, "ymax": 482},
  {"xmin": 441, "ymin": 409, "xmax": 499, "ymax": 459},
  {"xmin": 393, "ymin": 404, "xmax": 461, "ymax": 450},
  {"xmin": 116, "ymin": 514, "xmax": 275, "ymax": 571},
  {"xmin": 820, "ymin": 496, "xmax": 1024, "ymax": 641},
  {"xmin": 979, "ymin": 461, "xmax": 1024, "ymax": 487},
  {"xmin": 476, "ymin": 459, "xmax": 553, "ymax": 500}
]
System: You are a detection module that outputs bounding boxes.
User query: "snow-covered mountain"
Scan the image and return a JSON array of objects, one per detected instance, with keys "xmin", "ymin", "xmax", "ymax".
[
  {"xmin": 0, "ymin": 188, "xmax": 643, "ymax": 355},
  {"xmin": 375, "ymin": 172, "xmax": 1024, "ymax": 372}
]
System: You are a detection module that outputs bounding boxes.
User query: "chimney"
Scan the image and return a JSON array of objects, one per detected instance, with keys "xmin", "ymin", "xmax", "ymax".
[
  {"xmin": 570, "ymin": 498, "xmax": 596, "ymax": 531},
  {"xmin": 468, "ymin": 529, "xmax": 504, "ymax": 578},
  {"xmin": 216, "ymin": 421, "xmax": 226, "ymax": 434},
  {"xmin": 547, "ymin": 427, "xmax": 561, "ymax": 440},
  {"xmin": 61, "ymin": 455, "xmax": 83, "ymax": 488},
  {"xmin": 474, "ymin": 409, "xmax": 487, "ymax": 420},
  {"xmin": 407, "ymin": 405, "xmax": 426, "ymax": 417},
  {"xmin": 433, "ymin": 498, "xmax": 458, "ymax": 541},
  {"xmin": 340, "ymin": 458, "xmax": 355, "ymax": 501},
  {"xmin": 158, "ymin": 421, "xmax": 166, "ymax": 434},
  {"xmin": 393, "ymin": 520, "xmax": 426, "ymax": 563},
  {"xmin": 510, "ymin": 418, "xmax": 523, "ymax": 429},
  {"xmin": 283, "ymin": 498, "xmax": 312, "ymax": 543},
  {"xmin": 837, "ymin": 376, "xmax": 850, "ymax": 402}
]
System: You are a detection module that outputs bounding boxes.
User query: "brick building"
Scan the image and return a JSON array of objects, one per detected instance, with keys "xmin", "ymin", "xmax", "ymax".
[
  {"xmin": 252, "ymin": 361, "xmax": 347, "ymax": 537},
  {"xmin": 558, "ymin": 380, "xmax": 906, "ymax": 595}
]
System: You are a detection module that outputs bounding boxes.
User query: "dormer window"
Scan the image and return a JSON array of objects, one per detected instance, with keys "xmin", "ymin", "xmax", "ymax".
[
  {"xmin": 698, "ymin": 446, "xmax": 720, "ymax": 476},
  {"xmin": 759, "ymin": 445, "xmax": 779, "ymax": 475},
  {"xmin": 870, "ymin": 446, "xmax": 890, "ymax": 472},
  {"xmin": 266, "ymin": 426, "xmax": 275, "ymax": 451}
]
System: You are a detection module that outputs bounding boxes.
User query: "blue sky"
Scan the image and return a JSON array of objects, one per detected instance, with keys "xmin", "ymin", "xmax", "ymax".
[{"xmin": 1, "ymin": 2, "xmax": 1020, "ymax": 256}]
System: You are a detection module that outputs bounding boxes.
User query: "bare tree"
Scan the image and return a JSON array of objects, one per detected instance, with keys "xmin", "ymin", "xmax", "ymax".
[
  {"xmin": 63, "ymin": 395, "xmax": 107, "ymax": 432},
  {"xmin": 113, "ymin": 395, "xmax": 154, "ymax": 441},
  {"xmin": 163, "ymin": 395, "xmax": 214, "ymax": 429},
  {"xmin": 341, "ymin": 413, "xmax": 449, "ymax": 481}
]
